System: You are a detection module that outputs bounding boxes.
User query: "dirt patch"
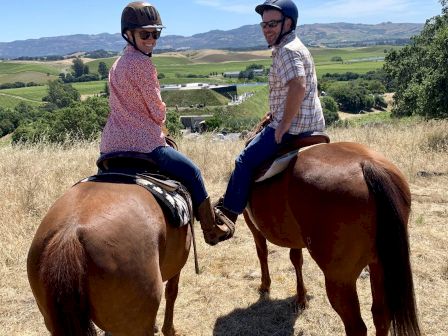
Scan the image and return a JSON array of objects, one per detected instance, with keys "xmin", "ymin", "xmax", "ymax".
[
  {"xmin": 338, "ymin": 110, "xmax": 384, "ymax": 120},
  {"xmin": 173, "ymin": 49, "xmax": 271, "ymax": 63}
]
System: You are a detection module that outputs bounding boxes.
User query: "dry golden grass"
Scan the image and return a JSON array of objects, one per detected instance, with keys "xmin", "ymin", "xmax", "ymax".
[{"xmin": 1, "ymin": 120, "xmax": 447, "ymax": 335}]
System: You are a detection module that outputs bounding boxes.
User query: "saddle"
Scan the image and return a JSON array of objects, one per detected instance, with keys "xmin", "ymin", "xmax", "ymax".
[
  {"xmin": 78, "ymin": 150, "xmax": 193, "ymax": 228},
  {"xmin": 254, "ymin": 131, "xmax": 330, "ymax": 182}
]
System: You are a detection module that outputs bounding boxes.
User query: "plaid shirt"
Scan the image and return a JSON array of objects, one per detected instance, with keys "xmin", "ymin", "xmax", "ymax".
[{"xmin": 268, "ymin": 31, "xmax": 325, "ymax": 134}]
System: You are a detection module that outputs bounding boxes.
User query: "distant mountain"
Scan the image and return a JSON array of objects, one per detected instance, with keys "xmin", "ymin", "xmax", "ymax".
[{"xmin": 0, "ymin": 22, "xmax": 423, "ymax": 59}]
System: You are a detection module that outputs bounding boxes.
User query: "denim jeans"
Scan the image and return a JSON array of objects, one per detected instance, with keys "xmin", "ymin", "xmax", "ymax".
[
  {"xmin": 223, "ymin": 126, "xmax": 296, "ymax": 214},
  {"xmin": 148, "ymin": 145, "xmax": 208, "ymax": 209}
]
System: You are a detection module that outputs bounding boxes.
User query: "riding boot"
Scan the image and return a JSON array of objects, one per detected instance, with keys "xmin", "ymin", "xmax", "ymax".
[
  {"xmin": 197, "ymin": 197, "xmax": 234, "ymax": 246},
  {"xmin": 213, "ymin": 196, "xmax": 238, "ymax": 224}
]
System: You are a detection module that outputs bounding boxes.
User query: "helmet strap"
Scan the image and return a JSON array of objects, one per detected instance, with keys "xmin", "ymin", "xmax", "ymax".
[
  {"xmin": 269, "ymin": 17, "xmax": 294, "ymax": 48},
  {"xmin": 121, "ymin": 31, "xmax": 153, "ymax": 58}
]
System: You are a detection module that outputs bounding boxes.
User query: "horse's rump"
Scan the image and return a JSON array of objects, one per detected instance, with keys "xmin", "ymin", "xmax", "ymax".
[
  {"xmin": 245, "ymin": 141, "xmax": 421, "ymax": 335},
  {"xmin": 28, "ymin": 181, "xmax": 191, "ymax": 335}
]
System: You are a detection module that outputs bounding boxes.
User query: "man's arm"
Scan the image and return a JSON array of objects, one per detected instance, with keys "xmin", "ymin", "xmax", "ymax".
[{"xmin": 274, "ymin": 76, "xmax": 306, "ymax": 143}]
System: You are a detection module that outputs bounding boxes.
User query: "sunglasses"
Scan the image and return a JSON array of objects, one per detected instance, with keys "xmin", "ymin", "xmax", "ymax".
[
  {"xmin": 137, "ymin": 30, "xmax": 161, "ymax": 40},
  {"xmin": 260, "ymin": 19, "xmax": 283, "ymax": 29}
]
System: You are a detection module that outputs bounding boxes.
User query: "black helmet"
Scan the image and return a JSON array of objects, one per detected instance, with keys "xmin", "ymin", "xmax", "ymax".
[
  {"xmin": 121, "ymin": 2, "xmax": 165, "ymax": 35},
  {"xmin": 255, "ymin": 0, "xmax": 298, "ymax": 28}
]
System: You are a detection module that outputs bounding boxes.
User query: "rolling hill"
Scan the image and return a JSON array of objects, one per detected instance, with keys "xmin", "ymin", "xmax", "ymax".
[{"xmin": 0, "ymin": 22, "xmax": 423, "ymax": 59}]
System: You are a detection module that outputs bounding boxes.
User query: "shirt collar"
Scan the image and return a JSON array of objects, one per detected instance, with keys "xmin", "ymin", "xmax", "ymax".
[{"xmin": 271, "ymin": 30, "xmax": 296, "ymax": 55}]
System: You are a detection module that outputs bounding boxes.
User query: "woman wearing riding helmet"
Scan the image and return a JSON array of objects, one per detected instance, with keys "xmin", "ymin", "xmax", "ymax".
[
  {"xmin": 214, "ymin": 0, "xmax": 325, "ymax": 230},
  {"xmin": 99, "ymin": 2, "xmax": 234, "ymax": 246}
]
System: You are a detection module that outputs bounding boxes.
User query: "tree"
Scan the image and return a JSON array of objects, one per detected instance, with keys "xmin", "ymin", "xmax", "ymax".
[
  {"xmin": 165, "ymin": 110, "xmax": 183, "ymax": 136},
  {"xmin": 331, "ymin": 56, "xmax": 343, "ymax": 62},
  {"xmin": 320, "ymin": 96, "xmax": 340, "ymax": 126},
  {"xmin": 327, "ymin": 83, "xmax": 374, "ymax": 113},
  {"xmin": 13, "ymin": 97, "xmax": 109, "ymax": 143},
  {"xmin": 71, "ymin": 58, "xmax": 85, "ymax": 78},
  {"xmin": 42, "ymin": 80, "xmax": 80, "ymax": 109},
  {"xmin": 384, "ymin": 2, "xmax": 448, "ymax": 118}
]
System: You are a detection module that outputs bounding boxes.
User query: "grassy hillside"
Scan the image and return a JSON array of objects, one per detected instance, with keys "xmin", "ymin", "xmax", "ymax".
[
  {"xmin": 316, "ymin": 61, "xmax": 385, "ymax": 76},
  {"xmin": 0, "ymin": 85, "xmax": 48, "ymax": 102},
  {"xmin": 0, "ymin": 93, "xmax": 42, "ymax": 109},
  {"xmin": 310, "ymin": 45, "xmax": 396, "ymax": 63},
  {"xmin": 230, "ymin": 85, "xmax": 268, "ymax": 118},
  {"xmin": 162, "ymin": 89, "xmax": 229, "ymax": 107},
  {"xmin": 0, "ymin": 61, "xmax": 63, "ymax": 84}
]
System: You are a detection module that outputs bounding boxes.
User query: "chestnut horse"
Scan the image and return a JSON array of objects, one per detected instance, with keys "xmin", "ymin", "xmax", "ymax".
[
  {"xmin": 27, "ymin": 180, "xmax": 191, "ymax": 336},
  {"xmin": 243, "ymin": 142, "xmax": 421, "ymax": 336}
]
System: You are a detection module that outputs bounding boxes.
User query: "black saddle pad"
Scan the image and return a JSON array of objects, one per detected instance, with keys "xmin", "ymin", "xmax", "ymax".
[{"xmin": 78, "ymin": 173, "xmax": 192, "ymax": 228}]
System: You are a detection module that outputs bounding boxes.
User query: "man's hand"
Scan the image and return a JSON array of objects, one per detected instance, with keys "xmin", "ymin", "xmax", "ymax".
[{"xmin": 275, "ymin": 121, "xmax": 290, "ymax": 143}]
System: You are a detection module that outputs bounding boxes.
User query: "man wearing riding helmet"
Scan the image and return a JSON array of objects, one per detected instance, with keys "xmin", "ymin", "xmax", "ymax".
[
  {"xmin": 100, "ymin": 2, "xmax": 234, "ymax": 246},
  {"xmin": 214, "ymin": 0, "xmax": 325, "ymax": 230}
]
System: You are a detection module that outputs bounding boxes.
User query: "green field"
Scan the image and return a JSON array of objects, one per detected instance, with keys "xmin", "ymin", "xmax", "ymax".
[
  {"xmin": 72, "ymin": 81, "xmax": 107, "ymax": 95},
  {"xmin": 316, "ymin": 61, "xmax": 385, "ymax": 76},
  {"xmin": 0, "ymin": 46, "xmax": 397, "ymax": 109},
  {"xmin": 0, "ymin": 93, "xmax": 42, "ymax": 109},
  {"xmin": 309, "ymin": 45, "xmax": 396, "ymax": 63},
  {"xmin": 86, "ymin": 55, "xmax": 195, "ymax": 75},
  {"xmin": 0, "ymin": 85, "xmax": 48, "ymax": 101},
  {"xmin": 0, "ymin": 61, "xmax": 65, "ymax": 84}
]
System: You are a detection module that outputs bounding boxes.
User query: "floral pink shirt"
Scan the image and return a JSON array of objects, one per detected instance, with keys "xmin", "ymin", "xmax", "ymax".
[{"xmin": 100, "ymin": 45, "xmax": 166, "ymax": 154}]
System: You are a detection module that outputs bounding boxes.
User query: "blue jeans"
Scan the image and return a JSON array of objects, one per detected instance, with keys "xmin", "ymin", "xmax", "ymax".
[
  {"xmin": 223, "ymin": 126, "xmax": 296, "ymax": 214},
  {"xmin": 148, "ymin": 146, "xmax": 208, "ymax": 210}
]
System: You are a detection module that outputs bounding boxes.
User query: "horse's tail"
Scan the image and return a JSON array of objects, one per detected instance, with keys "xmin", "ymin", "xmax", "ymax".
[
  {"xmin": 40, "ymin": 226, "xmax": 96, "ymax": 336},
  {"xmin": 362, "ymin": 160, "xmax": 421, "ymax": 336}
]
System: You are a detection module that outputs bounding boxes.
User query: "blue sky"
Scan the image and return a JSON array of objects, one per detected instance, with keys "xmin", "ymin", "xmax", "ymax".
[{"xmin": 0, "ymin": 0, "xmax": 443, "ymax": 42}]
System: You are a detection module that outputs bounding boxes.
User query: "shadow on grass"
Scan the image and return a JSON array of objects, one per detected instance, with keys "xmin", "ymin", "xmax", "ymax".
[{"xmin": 213, "ymin": 296, "xmax": 303, "ymax": 336}]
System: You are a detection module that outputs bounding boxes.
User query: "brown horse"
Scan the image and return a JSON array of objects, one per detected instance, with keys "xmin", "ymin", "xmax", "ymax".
[
  {"xmin": 27, "ymin": 180, "xmax": 191, "ymax": 336},
  {"xmin": 243, "ymin": 142, "xmax": 421, "ymax": 336}
]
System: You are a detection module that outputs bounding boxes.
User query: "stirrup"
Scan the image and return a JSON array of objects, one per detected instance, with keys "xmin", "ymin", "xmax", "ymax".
[{"xmin": 214, "ymin": 208, "xmax": 236, "ymax": 240}]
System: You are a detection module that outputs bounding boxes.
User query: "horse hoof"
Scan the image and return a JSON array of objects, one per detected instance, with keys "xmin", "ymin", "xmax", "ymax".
[
  {"xmin": 293, "ymin": 300, "xmax": 308, "ymax": 314},
  {"xmin": 162, "ymin": 326, "xmax": 183, "ymax": 336},
  {"xmin": 258, "ymin": 287, "xmax": 270, "ymax": 300}
]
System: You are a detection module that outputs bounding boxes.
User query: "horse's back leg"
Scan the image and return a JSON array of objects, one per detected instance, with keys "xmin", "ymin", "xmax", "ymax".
[
  {"xmin": 324, "ymin": 275, "xmax": 367, "ymax": 336},
  {"xmin": 369, "ymin": 261, "xmax": 391, "ymax": 336},
  {"xmin": 162, "ymin": 273, "xmax": 180, "ymax": 336},
  {"xmin": 243, "ymin": 210, "xmax": 271, "ymax": 296},
  {"xmin": 289, "ymin": 248, "xmax": 308, "ymax": 311}
]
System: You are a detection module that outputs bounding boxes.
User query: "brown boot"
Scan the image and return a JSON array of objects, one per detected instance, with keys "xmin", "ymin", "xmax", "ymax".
[
  {"xmin": 197, "ymin": 197, "xmax": 234, "ymax": 246},
  {"xmin": 213, "ymin": 197, "xmax": 238, "ymax": 223}
]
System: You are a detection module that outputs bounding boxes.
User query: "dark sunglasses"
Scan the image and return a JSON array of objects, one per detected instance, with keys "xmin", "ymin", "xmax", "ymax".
[
  {"xmin": 260, "ymin": 19, "xmax": 283, "ymax": 29},
  {"xmin": 137, "ymin": 30, "xmax": 161, "ymax": 40}
]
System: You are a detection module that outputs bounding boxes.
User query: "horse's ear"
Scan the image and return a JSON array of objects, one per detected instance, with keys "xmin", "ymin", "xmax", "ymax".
[
  {"xmin": 245, "ymin": 113, "xmax": 272, "ymax": 147},
  {"xmin": 165, "ymin": 136, "xmax": 178, "ymax": 151},
  {"xmin": 162, "ymin": 124, "xmax": 178, "ymax": 150}
]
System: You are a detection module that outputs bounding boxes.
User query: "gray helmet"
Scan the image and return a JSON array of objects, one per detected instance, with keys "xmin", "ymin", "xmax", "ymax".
[
  {"xmin": 121, "ymin": 2, "xmax": 165, "ymax": 35},
  {"xmin": 255, "ymin": 0, "xmax": 298, "ymax": 28}
]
